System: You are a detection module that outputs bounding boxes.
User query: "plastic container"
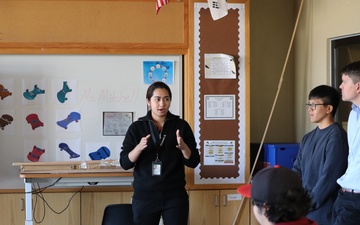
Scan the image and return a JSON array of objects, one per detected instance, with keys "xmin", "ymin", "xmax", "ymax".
[{"xmin": 263, "ymin": 143, "xmax": 300, "ymax": 169}]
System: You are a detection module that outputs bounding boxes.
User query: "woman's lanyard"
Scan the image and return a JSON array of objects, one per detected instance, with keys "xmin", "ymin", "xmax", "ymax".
[{"xmin": 148, "ymin": 121, "xmax": 166, "ymax": 176}]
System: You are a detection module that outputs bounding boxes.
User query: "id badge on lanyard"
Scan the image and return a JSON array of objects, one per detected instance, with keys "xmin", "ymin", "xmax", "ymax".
[
  {"xmin": 152, "ymin": 158, "xmax": 162, "ymax": 176},
  {"xmin": 152, "ymin": 135, "xmax": 165, "ymax": 176},
  {"xmin": 149, "ymin": 121, "xmax": 166, "ymax": 176}
]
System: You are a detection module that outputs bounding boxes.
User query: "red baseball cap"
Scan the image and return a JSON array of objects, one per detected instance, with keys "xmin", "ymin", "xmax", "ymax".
[{"xmin": 237, "ymin": 165, "xmax": 303, "ymax": 204}]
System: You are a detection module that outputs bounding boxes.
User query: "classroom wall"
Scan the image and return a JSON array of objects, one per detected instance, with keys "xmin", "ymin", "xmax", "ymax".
[
  {"xmin": 0, "ymin": 1, "xmax": 295, "ymax": 224},
  {"xmin": 249, "ymin": 0, "xmax": 296, "ymax": 143},
  {"xmin": 0, "ymin": 0, "xmax": 298, "ymax": 164},
  {"xmin": 294, "ymin": 0, "xmax": 360, "ymax": 141},
  {"xmin": 250, "ymin": 0, "xmax": 360, "ymax": 144},
  {"xmin": 0, "ymin": 0, "xmax": 299, "ymax": 160}
]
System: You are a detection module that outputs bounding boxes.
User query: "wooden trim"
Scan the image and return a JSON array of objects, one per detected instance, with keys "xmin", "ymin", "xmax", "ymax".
[
  {"xmin": 244, "ymin": 0, "xmax": 251, "ymax": 189},
  {"xmin": 184, "ymin": 0, "xmax": 196, "ymax": 189},
  {"xmin": 16, "ymin": 0, "xmax": 171, "ymax": 1},
  {"xmin": 183, "ymin": 0, "xmax": 190, "ymax": 53},
  {"xmin": 0, "ymin": 43, "xmax": 188, "ymax": 54}
]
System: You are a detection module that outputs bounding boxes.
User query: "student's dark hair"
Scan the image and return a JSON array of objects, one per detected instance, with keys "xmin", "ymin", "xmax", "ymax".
[
  {"xmin": 252, "ymin": 188, "xmax": 312, "ymax": 223},
  {"xmin": 146, "ymin": 81, "xmax": 172, "ymax": 101},
  {"xmin": 308, "ymin": 85, "xmax": 340, "ymax": 117},
  {"xmin": 340, "ymin": 61, "xmax": 360, "ymax": 83}
]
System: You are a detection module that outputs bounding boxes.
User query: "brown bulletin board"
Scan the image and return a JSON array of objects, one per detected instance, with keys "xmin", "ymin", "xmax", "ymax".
[
  {"xmin": 199, "ymin": 9, "xmax": 240, "ymax": 179},
  {"xmin": 191, "ymin": 2, "xmax": 248, "ymax": 188}
]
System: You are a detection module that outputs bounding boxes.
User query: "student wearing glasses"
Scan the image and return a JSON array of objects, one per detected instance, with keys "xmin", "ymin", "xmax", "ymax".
[
  {"xmin": 292, "ymin": 85, "xmax": 348, "ymax": 225},
  {"xmin": 333, "ymin": 61, "xmax": 360, "ymax": 225}
]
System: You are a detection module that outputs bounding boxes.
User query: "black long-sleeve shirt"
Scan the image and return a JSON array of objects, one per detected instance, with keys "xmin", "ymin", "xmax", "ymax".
[{"xmin": 120, "ymin": 111, "xmax": 200, "ymax": 201}]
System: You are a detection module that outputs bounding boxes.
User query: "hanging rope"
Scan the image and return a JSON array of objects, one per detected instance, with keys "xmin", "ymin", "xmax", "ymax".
[{"xmin": 231, "ymin": 0, "xmax": 305, "ymax": 224}]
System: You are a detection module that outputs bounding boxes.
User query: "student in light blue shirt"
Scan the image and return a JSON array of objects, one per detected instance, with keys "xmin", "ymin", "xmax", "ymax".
[{"xmin": 333, "ymin": 61, "xmax": 360, "ymax": 225}]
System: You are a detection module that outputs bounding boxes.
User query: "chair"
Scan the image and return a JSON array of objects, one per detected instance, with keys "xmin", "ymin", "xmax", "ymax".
[{"xmin": 101, "ymin": 203, "xmax": 135, "ymax": 225}]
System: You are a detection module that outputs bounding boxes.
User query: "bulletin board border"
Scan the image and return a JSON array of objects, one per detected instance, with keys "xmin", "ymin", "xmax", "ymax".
[{"xmin": 185, "ymin": 1, "xmax": 250, "ymax": 190}]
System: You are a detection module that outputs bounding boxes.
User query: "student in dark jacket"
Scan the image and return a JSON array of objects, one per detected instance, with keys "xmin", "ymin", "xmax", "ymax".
[
  {"xmin": 292, "ymin": 85, "xmax": 348, "ymax": 225},
  {"xmin": 120, "ymin": 81, "xmax": 200, "ymax": 225}
]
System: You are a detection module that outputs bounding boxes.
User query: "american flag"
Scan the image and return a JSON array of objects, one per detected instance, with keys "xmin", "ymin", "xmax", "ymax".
[{"xmin": 156, "ymin": 0, "xmax": 170, "ymax": 15}]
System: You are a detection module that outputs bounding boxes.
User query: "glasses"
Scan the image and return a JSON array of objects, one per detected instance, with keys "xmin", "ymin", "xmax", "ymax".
[{"xmin": 306, "ymin": 103, "xmax": 329, "ymax": 110}]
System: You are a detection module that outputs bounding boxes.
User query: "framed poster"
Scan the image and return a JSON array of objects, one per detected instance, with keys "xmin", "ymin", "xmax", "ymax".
[{"xmin": 103, "ymin": 112, "xmax": 133, "ymax": 136}]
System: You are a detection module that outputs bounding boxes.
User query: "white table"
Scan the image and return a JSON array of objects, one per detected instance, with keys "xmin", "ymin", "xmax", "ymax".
[{"xmin": 13, "ymin": 161, "xmax": 134, "ymax": 225}]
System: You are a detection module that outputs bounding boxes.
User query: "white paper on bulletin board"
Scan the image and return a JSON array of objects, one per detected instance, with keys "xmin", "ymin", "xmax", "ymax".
[
  {"xmin": 204, "ymin": 53, "xmax": 236, "ymax": 79},
  {"xmin": 204, "ymin": 94, "xmax": 236, "ymax": 120},
  {"xmin": 203, "ymin": 140, "xmax": 235, "ymax": 165}
]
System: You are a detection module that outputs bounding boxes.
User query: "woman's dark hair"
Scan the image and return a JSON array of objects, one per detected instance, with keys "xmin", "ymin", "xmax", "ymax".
[
  {"xmin": 146, "ymin": 81, "xmax": 172, "ymax": 101},
  {"xmin": 252, "ymin": 188, "xmax": 312, "ymax": 223},
  {"xmin": 308, "ymin": 85, "xmax": 340, "ymax": 117}
]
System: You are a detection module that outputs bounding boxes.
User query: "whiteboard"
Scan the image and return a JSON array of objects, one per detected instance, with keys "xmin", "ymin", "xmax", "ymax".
[{"xmin": 0, "ymin": 55, "xmax": 183, "ymax": 189}]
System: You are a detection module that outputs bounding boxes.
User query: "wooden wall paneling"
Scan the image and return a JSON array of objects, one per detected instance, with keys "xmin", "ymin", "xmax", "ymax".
[
  {"xmin": 220, "ymin": 190, "xmax": 249, "ymax": 225},
  {"xmin": 188, "ymin": 189, "xmax": 250, "ymax": 225},
  {"xmin": 32, "ymin": 192, "xmax": 81, "ymax": 225},
  {"xmin": 0, "ymin": 193, "xmax": 25, "ymax": 225},
  {"xmin": 81, "ymin": 191, "xmax": 133, "ymax": 225},
  {"xmin": 0, "ymin": 0, "xmax": 188, "ymax": 53},
  {"xmin": 188, "ymin": 190, "xmax": 219, "ymax": 225}
]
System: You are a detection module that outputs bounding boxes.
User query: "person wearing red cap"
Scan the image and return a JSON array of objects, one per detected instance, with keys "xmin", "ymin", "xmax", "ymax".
[{"xmin": 238, "ymin": 166, "xmax": 317, "ymax": 225}]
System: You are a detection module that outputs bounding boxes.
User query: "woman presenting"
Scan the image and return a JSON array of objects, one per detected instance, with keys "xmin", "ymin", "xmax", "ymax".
[{"xmin": 120, "ymin": 81, "xmax": 200, "ymax": 225}]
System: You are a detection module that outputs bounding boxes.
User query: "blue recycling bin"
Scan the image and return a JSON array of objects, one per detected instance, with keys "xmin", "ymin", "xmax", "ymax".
[{"xmin": 263, "ymin": 143, "xmax": 300, "ymax": 169}]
